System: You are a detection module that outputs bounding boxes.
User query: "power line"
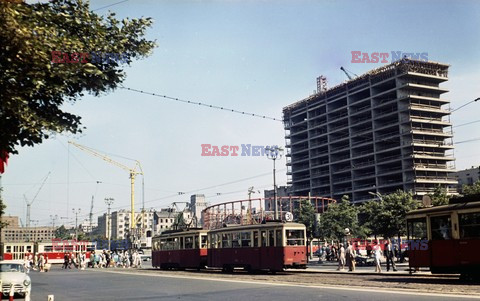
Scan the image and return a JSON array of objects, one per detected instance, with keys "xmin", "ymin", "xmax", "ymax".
[
  {"xmin": 120, "ymin": 86, "xmax": 281, "ymax": 122},
  {"xmin": 92, "ymin": 0, "xmax": 129, "ymax": 11},
  {"xmin": 453, "ymin": 119, "xmax": 480, "ymax": 128},
  {"xmin": 455, "ymin": 137, "xmax": 480, "ymax": 144}
]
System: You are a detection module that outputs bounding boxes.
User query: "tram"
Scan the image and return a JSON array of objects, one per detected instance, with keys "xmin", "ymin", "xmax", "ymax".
[
  {"xmin": 151, "ymin": 228, "xmax": 209, "ymax": 270},
  {"xmin": 207, "ymin": 222, "xmax": 307, "ymax": 272},
  {"xmin": 406, "ymin": 198, "xmax": 480, "ymax": 278},
  {"xmin": 1, "ymin": 240, "xmax": 97, "ymax": 264}
]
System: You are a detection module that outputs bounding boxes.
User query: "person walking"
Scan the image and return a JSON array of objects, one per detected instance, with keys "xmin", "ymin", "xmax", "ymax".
[
  {"xmin": 337, "ymin": 243, "xmax": 346, "ymax": 271},
  {"xmin": 373, "ymin": 240, "xmax": 382, "ymax": 273},
  {"xmin": 39, "ymin": 254, "xmax": 45, "ymax": 272},
  {"xmin": 384, "ymin": 239, "xmax": 397, "ymax": 272},
  {"xmin": 346, "ymin": 242, "xmax": 356, "ymax": 272}
]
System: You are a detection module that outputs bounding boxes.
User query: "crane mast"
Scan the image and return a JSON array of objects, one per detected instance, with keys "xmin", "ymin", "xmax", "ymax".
[{"xmin": 68, "ymin": 141, "xmax": 144, "ymax": 247}]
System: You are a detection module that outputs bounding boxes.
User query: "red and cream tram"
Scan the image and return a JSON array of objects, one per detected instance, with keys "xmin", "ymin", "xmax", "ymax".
[
  {"xmin": 1, "ymin": 240, "xmax": 97, "ymax": 264},
  {"xmin": 152, "ymin": 228, "xmax": 209, "ymax": 270},
  {"xmin": 207, "ymin": 222, "xmax": 307, "ymax": 272},
  {"xmin": 406, "ymin": 199, "xmax": 480, "ymax": 278}
]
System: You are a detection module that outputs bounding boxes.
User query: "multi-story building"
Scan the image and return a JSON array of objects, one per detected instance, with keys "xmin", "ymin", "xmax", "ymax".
[
  {"xmin": 97, "ymin": 209, "xmax": 155, "ymax": 240},
  {"xmin": 283, "ymin": 59, "xmax": 457, "ymax": 203},
  {"xmin": 0, "ymin": 216, "xmax": 55, "ymax": 242},
  {"xmin": 190, "ymin": 194, "xmax": 207, "ymax": 227},
  {"xmin": 455, "ymin": 166, "xmax": 480, "ymax": 192}
]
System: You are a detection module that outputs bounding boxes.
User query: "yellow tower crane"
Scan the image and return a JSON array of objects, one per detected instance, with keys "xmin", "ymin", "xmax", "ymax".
[{"xmin": 68, "ymin": 141, "xmax": 144, "ymax": 246}]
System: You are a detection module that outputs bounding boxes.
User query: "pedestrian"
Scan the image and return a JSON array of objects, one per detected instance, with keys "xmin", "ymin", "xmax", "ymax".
[
  {"xmin": 39, "ymin": 253, "xmax": 45, "ymax": 272},
  {"xmin": 373, "ymin": 240, "xmax": 382, "ymax": 273},
  {"xmin": 62, "ymin": 253, "xmax": 69, "ymax": 269},
  {"xmin": 384, "ymin": 239, "xmax": 397, "ymax": 272},
  {"xmin": 346, "ymin": 242, "xmax": 356, "ymax": 272},
  {"xmin": 337, "ymin": 243, "xmax": 345, "ymax": 271}
]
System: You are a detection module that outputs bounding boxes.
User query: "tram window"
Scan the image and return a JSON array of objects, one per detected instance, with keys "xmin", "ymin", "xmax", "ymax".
[
  {"xmin": 209, "ymin": 234, "xmax": 216, "ymax": 249},
  {"xmin": 253, "ymin": 231, "xmax": 259, "ymax": 247},
  {"xmin": 407, "ymin": 218, "xmax": 427, "ymax": 240},
  {"xmin": 232, "ymin": 232, "xmax": 241, "ymax": 248},
  {"xmin": 201, "ymin": 235, "xmax": 208, "ymax": 249},
  {"xmin": 185, "ymin": 236, "xmax": 193, "ymax": 249},
  {"xmin": 44, "ymin": 246, "xmax": 53, "ymax": 252},
  {"xmin": 195, "ymin": 235, "xmax": 199, "ymax": 249},
  {"xmin": 261, "ymin": 231, "xmax": 267, "ymax": 247},
  {"xmin": 269, "ymin": 230, "xmax": 275, "ymax": 247},
  {"xmin": 286, "ymin": 229, "xmax": 304, "ymax": 246},
  {"xmin": 6, "ymin": 246, "xmax": 11, "ymax": 253},
  {"xmin": 241, "ymin": 232, "xmax": 251, "ymax": 247},
  {"xmin": 459, "ymin": 212, "xmax": 480, "ymax": 239},
  {"xmin": 276, "ymin": 230, "xmax": 283, "ymax": 246},
  {"xmin": 431, "ymin": 215, "xmax": 452, "ymax": 240},
  {"xmin": 222, "ymin": 233, "xmax": 231, "ymax": 248}
]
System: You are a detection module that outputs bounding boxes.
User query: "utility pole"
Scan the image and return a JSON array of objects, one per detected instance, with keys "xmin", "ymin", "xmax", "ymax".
[
  {"xmin": 266, "ymin": 146, "xmax": 283, "ymax": 220},
  {"xmin": 50, "ymin": 214, "xmax": 58, "ymax": 229},
  {"xmin": 72, "ymin": 208, "xmax": 81, "ymax": 239},
  {"xmin": 104, "ymin": 197, "xmax": 114, "ymax": 250}
]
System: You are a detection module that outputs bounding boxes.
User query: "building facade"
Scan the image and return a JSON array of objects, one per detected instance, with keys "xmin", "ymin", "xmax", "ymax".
[
  {"xmin": 283, "ymin": 59, "xmax": 457, "ymax": 203},
  {"xmin": 0, "ymin": 216, "xmax": 55, "ymax": 242},
  {"xmin": 190, "ymin": 194, "xmax": 207, "ymax": 227},
  {"xmin": 455, "ymin": 166, "xmax": 480, "ymax": 192}
]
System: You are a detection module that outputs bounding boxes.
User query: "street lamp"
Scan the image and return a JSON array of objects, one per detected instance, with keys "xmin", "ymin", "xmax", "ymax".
[
  {"xmin": 104, "ymin": 197, "xmax": 114, "ymax": 250},
  {"xmin": 72, "ymin": 208, "xmax": 81, "ymax": 239},
  {"xmin": 266, "ymin": 146, "xmax": 284, "ymax": 220}
]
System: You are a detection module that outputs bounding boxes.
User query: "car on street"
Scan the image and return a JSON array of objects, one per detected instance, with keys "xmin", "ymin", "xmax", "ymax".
[{"xmin": 0, "ymin": 260, "xmax": 31, "ymax": 298}]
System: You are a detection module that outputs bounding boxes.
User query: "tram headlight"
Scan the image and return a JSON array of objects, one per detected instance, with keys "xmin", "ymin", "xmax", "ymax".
[{"xmin": 23, "ymin": 279, "xmax": 31, "ymax": 287}]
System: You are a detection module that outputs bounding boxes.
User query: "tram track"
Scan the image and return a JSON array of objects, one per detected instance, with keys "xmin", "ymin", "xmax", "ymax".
[{"xmin": 94, "ymin": 267, "xmax": 480, "ymax": 296}]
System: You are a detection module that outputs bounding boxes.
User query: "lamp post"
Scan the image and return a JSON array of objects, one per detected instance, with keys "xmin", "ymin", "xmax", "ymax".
[
  {"xmin": 72, "ymin": 208, "xmax": 81, "ymax": 239},
  {"xmin": 266, "ymin": 146, "xmax": 284, "ymax": 220},
  {"xmin": 104, "ymin": 197, "xmax": 114, "ymax": 250}
]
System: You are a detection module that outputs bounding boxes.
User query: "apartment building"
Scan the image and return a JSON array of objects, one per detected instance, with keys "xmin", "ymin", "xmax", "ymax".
[
  {"xmin": 0, "ymin": 216, "xmax": 55, "ymax": 242},
  {"xmin": 455, "ymin": 166, "xmax": 480, "ymax": 192},
  {"xmin": 283, "ymin": 59, "xmax": 457, "ymax": 203}
]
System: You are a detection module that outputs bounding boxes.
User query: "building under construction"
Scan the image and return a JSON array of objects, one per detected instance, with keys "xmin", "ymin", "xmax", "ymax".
[{"xmin": 283, "ymin": 59, "xmax": 457, "ymax": 203}]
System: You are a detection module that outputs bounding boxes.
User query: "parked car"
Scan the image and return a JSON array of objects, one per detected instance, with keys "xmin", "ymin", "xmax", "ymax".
[{"xmin": 0, "ymin": 260, "xmax": 31, "ymax": 298}]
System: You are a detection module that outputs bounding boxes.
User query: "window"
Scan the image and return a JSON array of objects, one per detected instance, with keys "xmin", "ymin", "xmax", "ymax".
[
  {"xmin": 253, "ymin": 231, "xmax": 259, "ymax": 247},
  {"xmin": 222, "ymin": 233, "xmax": 231, "ymax": 248},
  {"xmin": 407, "ymin": 218, "xmax": 427, "ymax": 240},
  {"xmin": 185, "ymin": 236, "xmax": 193, "ymax": 249},
  {"xmin": 232, "ymin": 232, "xmax": 241, "ymax": 248},
  {"xmin": 269, "ymin": 230, "xmax": 275, "ymax": 247},
  {"xmin": 241, "ymin": 232, "xmax": 251, "ymax": 247},
  {"xmin": 261, "ymin": 231, "xmax": 267, "ymax": 247},
  {"xmin": 286, "ymin": 229, "xmax": 305, "ymax": 246},
  {"xmin": 430, "ymin": 215, "xmax": 452, "ymax": 240},
  {"xmin": 276, "ymin": 230, "xmax": 283, "ymax": 247},
  {"xmin": 201, "ymin": 235, "xmax": 208, "ymax": 249},
  {"xmin": 459, "ymin": 212, "xmax": 480, "ymax": 239}
]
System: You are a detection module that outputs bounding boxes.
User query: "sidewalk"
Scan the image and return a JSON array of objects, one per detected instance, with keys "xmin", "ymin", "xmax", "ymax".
[{"xmin": 302, "ymin": 260, "xmax": 447, "ymax": 277}]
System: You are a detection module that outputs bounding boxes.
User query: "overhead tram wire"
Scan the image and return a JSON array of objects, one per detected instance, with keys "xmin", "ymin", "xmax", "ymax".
[
  {"xmin": 92, "ymin": 0, "xmax": 129, "ymax": 11},
  {"xmin": 120, "ymin": 86, "xmax": 282, "ymax": 122}
]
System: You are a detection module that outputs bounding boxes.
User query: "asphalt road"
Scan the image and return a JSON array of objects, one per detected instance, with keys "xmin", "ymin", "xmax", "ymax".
[{"xmin": 26, "ymin": 266, "xmax": 480, "ymax": 301}]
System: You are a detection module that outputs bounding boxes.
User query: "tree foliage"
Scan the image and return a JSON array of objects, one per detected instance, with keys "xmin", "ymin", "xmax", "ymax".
[
  {"xmin": 0, "ymin": 0, "xmax": 156, "ymax": 157},
  {"xmin": 54, "ymin": 225, "xmax": 71, "ymax": 239},
  {"xmin": 294, "ymin": 198, "xmax": 317, "ymax": 239},
  {"xmin": 0, "ymin": 188, "xmax": 7, "ymax": 230},
  {"xmin": 430, "ymin": 185, "xmax": 450, "ymax": 206},
  {"xmin": 463, "ymin": 180, "xmax": 480, "ymax": 196},
  {"xmin": 361, "ymin": 190, "xmax": 419, "ymax": 238},
  {"xmin": 318, "ymin": 195, "xmax": 367, "ymax": 241}
]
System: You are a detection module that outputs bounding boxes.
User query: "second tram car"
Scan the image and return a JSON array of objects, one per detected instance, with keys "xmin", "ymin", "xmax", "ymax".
[
  {"xmin": 152, "ymin": 229, "xmax": 209, "ymax": 270},
  {"xmin": 406, "ymin": 199, "xmax": 480, "ymax": 278},
  {"xmin": 207, "ymin": 222, "xmax": 307, "ymax": 272}
]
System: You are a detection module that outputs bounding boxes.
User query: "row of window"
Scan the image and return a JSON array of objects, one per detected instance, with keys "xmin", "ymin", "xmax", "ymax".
[
  {"xmin": 152, "ymin": 229, "xmax": 306, "ymax": 251},
  {"xmin": 408, "ymin": 212, "xmax": 480, "ymax": 240}
]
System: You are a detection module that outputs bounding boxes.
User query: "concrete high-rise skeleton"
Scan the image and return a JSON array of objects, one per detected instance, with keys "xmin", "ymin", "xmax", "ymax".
[{"xmin": 283, "ymin": 59, "xmax": 457, "ymax": 203}]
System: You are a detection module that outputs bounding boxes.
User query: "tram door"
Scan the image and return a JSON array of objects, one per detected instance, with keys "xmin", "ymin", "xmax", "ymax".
[{"xmin": 430, "ymin": 215, "xmax": 457, "ymax": 268}]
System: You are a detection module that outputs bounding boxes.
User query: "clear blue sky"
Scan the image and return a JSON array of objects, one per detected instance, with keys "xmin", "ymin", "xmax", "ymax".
[{"xmin": 3, "ymin": 0, "xmax": 480, "ymax": 228}]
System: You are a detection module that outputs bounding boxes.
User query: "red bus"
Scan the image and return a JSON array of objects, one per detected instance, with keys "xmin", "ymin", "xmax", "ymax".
[
  {"xmin": 207, "ymin": 222, "xmax": 307, "ymax": 273},
  {"xmin": 152, "ymin": 228, "xmax": 208, "ymax": 270},
  {"xmin": 406, "ymin": 199, "xmax": 480, "ymax": 279}
]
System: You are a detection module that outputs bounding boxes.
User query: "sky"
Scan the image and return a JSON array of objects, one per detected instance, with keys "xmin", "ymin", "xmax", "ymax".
[{"xmin": 2, "ymin": 0, "xmax": 480, "ymax": 228}]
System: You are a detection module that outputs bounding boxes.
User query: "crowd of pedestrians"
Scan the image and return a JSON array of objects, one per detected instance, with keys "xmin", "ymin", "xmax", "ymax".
[
  {"xmin": 62, "ymin": 249, "xmax": 143, "ymax": 269},
  {"xmin": 316, "ymin": 238, "xmax": 401, "ymax": 273},
  {"xmin": 23, "ymin": 253, "xmax": 50, "ymax": 273}
]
